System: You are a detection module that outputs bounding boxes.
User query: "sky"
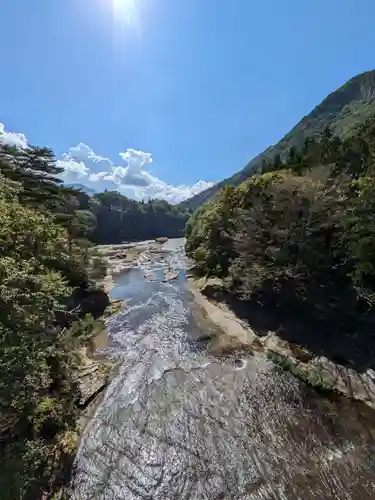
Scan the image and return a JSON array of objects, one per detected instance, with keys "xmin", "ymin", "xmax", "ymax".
[{"xmin": 1, "ymin": 0, "xmax": 375, "ymax": 202}]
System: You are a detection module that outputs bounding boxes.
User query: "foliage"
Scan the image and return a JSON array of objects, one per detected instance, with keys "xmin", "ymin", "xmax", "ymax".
[
  {"xmin": 186, "ymin": 114, "xmax": 375, "ymax": 328},
  {"xmin": 0, "ymin": 153, "xmax": 106, "ymax": 496},
  {"xmin": 180, "ymin": 69, "xmax": 375, "ymax": 211},
  {"xmin": 0, "ymin": 144, "xmax": 64, "ymax": 210},
  {"xmin": 340, "ymin": 175, "xmax": 375, "ymax": 306},
  {"xmin": 0, "ymin": 143, "xmax": 190, "ymax": 248},
  {"xmin": 266, "ymin": 351, "xmax": 335, "ymax": 393},
  {"xmin": 185, "ymin": 186, "xmax": 238, "ymax": 276},
  {"xmin": 92, "ymin": 191, "xmax": 190, "ymax": 244}
]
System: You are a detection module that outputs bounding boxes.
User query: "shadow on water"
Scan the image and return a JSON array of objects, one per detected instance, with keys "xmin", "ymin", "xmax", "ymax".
[{"xmin": 71, "ymin": 239, "xmax": 375, "ymax": 500}]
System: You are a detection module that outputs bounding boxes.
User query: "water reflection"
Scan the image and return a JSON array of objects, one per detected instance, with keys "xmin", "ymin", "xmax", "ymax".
[{"xmin": 71, "ymin": 239, "xmax": 375, "ymax": 499}]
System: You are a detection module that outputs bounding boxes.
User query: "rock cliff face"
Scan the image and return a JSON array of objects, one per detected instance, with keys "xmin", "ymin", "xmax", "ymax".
[{"xmin": 180, "ymin": 69, "xmax": 375, "ymax": 211}]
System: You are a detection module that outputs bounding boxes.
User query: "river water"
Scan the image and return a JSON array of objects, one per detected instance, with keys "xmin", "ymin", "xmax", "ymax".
[{"xmin": 71, "ymin": 239, "xmax": 375, "ymax": 499}]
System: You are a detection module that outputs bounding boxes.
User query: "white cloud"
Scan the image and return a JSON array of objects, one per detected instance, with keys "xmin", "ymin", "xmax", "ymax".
[
  {"xmin": 140, "ymin": 178, "xmax": 214, "ymax": 204},
  {"xmin": 60, "ymin": 143, "xmax": 114, "ymax": 175},
  {"xmin": 0, "ymin": 123, "xmax": 28, "ymax": 149},
  {"xmin": 115, "ymin": 148, "xmax": 154, "ymax": 187},
  {"xmin": 57, "ymin": 142, "xmax": 214, "ymax": 203},
  {"xmin": 57, "ymin": 158, "xmax": 90, "ymax": 179},
  {"xmin": 0, "ymin": 123, "xmax": 215, "ymax": 204}
]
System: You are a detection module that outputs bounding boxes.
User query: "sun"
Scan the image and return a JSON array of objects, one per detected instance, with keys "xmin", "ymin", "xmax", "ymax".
[{"xmin": 112, "ymin": 0, "xmax": 137, "ymax": 24}]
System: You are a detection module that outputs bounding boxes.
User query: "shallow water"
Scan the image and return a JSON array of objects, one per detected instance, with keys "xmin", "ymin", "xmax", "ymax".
[{"xmin": 71, "ymin": 239, "xmax": 375, "ymax": 499}]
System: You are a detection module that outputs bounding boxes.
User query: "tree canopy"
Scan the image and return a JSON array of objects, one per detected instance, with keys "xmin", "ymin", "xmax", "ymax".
[
  {"xmin": 0, "ymin": 145, "xmax": 109, "ymax": 498},
  {"xmin": 186, "ymin": 114, "xmax": 375, "ymax": 338}
]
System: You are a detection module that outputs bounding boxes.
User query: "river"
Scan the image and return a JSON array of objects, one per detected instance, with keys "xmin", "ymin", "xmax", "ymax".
[{"xmin": 71, "ymin": 238, "xmax": 375, "ymax": 499}]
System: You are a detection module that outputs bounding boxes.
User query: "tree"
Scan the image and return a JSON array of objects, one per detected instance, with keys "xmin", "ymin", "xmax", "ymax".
[
  {"xmin": 285, "ymin": 146, "xmax": 303, "ymax": 175},
  {"xmin": 272, "ymin": 153, "xmax": 283, "ymax": 171},
  {"xmin": 341, "ymin": 175, "xmax": 375, "ymax": 305},
  {"xmin": 185, "ymin": 185, "xmax": 238, "ymax": 276},
  {"xmin": 320, "ymin": 126, "xmax": 334, "ymax": 164},
  {"xmin": 0, "ymin": 144, "xmax": 63, "ymax": 211},
  {"xmin": 185, "ymin": 115, "xmax": 375, "ymax": 321},
  {"xmin": 0, "ymin": 171, "xmax": 104, "ymax": 498}
]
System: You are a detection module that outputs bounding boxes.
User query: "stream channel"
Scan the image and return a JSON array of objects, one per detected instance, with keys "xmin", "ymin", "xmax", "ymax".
[{"xmin": 71, "ymin": 238, "xmax": 375, "ymax": 500}]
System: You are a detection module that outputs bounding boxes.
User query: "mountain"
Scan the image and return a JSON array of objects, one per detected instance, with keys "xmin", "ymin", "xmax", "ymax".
[
  {"xmin": 65, "ymin": 183, "xmax": 98, "ymax": 196},
  {"xmin": 180, "ymin": 69, "xmax": 375, "ymax": 210}
]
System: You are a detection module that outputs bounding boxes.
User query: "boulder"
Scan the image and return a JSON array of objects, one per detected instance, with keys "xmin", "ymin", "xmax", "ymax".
[
  {"xmin": 164, "ymin": 270, "xmax": 179, "ymax": 282},
  {"xmin": 200, "ymin": 278, "xmax": 224, "ymax": 298},
  {"xmin": 289, "ymin": 343, "xmax": 314, "ymax": 363},
  {"xmin": 251, "ymin": 336, "xmax": 264, "ymax": 352},
  {"xmin": 155, "ymin": 237, "xmax": 168, "ymax": 244}
]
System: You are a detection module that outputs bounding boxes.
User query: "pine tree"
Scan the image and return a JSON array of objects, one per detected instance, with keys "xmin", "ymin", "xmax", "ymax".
[{"xmin": 0, "ymin": 144, "xmax": 63, "ymax": 211}]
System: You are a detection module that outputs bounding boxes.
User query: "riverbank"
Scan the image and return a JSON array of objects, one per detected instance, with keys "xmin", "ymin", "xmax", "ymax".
[
  {"xmin": 188, "ymin": 276, "xmax": 375, "ymax": 409},
  {"xmin": 77, "ymin": 239, "xmax": 165, "ymax": 431},
  {"xmin": 76, "ymin": 329, "xmax": 114, "ymax": 434}
]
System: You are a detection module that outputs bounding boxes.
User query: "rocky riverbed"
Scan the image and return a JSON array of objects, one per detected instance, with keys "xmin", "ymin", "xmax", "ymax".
[
  {"xmin": 70, "ymin": 239, "xmax": 375, "ymax": 500},
  {"xmin": 77, "ymin": 239, "xmax": 178, "ymax": 434},
  {"xmin": 97, "ymin": 238, "xmax": 180, "ymax": 290},
  {"xmin": 190, "ymin": 276, "xmax": 375, "ymax": 410}
]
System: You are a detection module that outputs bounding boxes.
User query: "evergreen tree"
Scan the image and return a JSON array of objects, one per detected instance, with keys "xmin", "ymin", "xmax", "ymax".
[
  {"xmin": 0, "ymin": 144, "xmax": 63, "ymax": 211},
  {"xmin": 0, "ymin": 173, "xmax": 103, "ymax": 498}
]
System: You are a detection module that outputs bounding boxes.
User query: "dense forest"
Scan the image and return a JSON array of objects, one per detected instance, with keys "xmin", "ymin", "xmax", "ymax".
[
  {"xmin": 181, "ymin": 69, "xmax": 375, "ymax": 210},
  {"xmin": 0, "ymin": 143, "xmax": 112, "ymax": 498},
  {"xmin": 0, "ymin": 140, "xmax": 189, "ymax": 498},
  {"xmin": 186, "ymin": 116, "xmax": 375, "ymax": 367},
  {"xmin": 92, "ymin": 191, "xmax": 190, "ymax": 244}
]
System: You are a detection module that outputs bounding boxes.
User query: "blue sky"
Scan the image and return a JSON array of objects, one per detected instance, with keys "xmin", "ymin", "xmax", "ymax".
[{"xmin": 1, "ymin": 0, "xmax": 375, "ymax": 202}]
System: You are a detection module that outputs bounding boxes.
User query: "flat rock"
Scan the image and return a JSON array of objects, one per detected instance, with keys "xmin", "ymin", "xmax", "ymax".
[{"xmin": 164, "ymin": 271, "xmax": 179, "ymax": 282}]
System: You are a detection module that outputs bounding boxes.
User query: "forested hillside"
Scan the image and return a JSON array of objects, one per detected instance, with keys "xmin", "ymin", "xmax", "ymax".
[
  {"xmin": 63, "ymin": 184, "xmax": 190, "ymax": 244},
  {"xmin": 181, "ymin": 69, "xmax": 375, "ymax": 210},
  {"xmin": 0, "ymin": 144, "xmax": 113, "ymax": 498},
  {"xmin": 186, "ymin": 115, "xmax": 375, "ymax": 367},
  {"xmin": 92, "ymin": 191, "xmax": 190, "ymax": 244}
]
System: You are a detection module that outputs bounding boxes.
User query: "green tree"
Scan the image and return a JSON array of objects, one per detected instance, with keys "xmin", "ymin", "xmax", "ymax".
[
  {"xmin": 0, "ymin": 174, "xmax": 103, "ymax": 498},
  {"xmin": 0, "ymin": 144, "xmax": 63, "ymax": 211}
]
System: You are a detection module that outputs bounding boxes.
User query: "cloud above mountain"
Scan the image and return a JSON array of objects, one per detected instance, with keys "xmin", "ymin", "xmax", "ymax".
[{"xmin": 0, "ymin": 123, "xmax": 214, "ymax": 204}]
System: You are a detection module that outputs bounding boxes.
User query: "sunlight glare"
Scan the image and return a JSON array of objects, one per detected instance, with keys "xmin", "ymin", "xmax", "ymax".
[{"xmin": 112, "ymin": 0, "xmax": 137, "ymax": 25}]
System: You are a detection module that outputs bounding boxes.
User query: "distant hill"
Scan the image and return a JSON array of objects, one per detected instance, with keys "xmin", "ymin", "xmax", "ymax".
[
  {"xmin": 65, "ymin": 183, "xmax": 98, "ymax": 196},
  {"xmin": 180, "ymin": 69, "xmax": 375, "ymax": 210}
]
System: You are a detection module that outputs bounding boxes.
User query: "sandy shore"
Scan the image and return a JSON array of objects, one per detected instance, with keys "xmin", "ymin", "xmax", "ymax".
[{"xmin": 189, "ymin": 276, "xmax": 375, "ymax": 409}]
